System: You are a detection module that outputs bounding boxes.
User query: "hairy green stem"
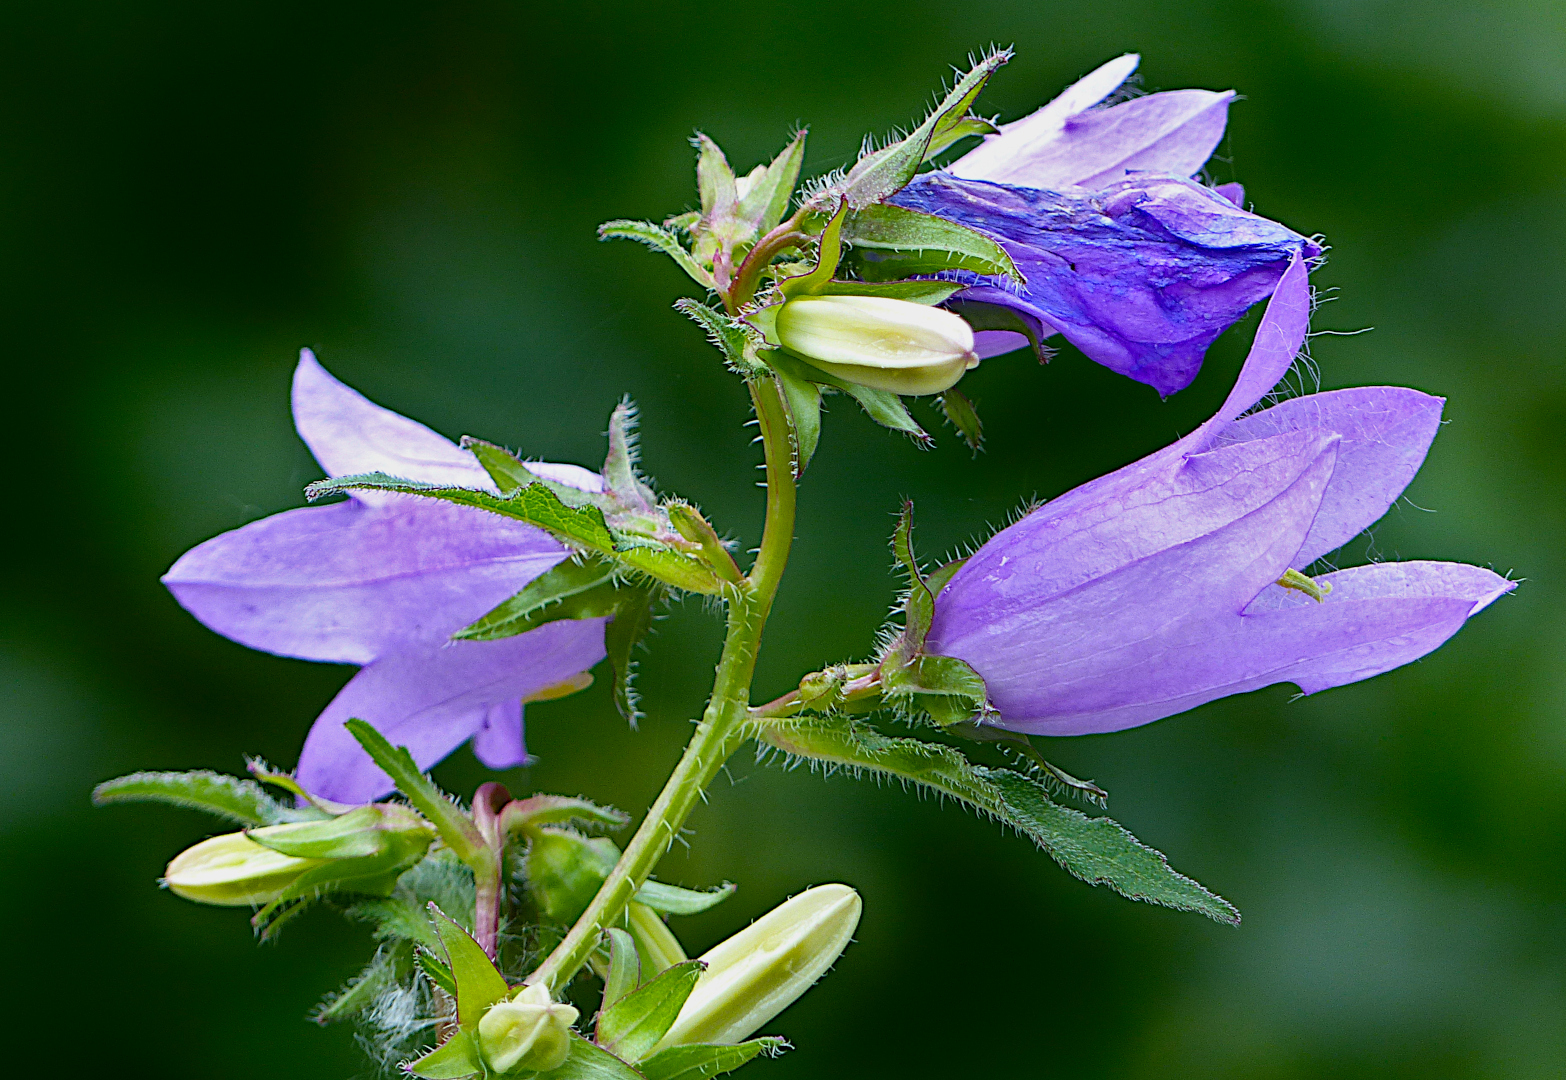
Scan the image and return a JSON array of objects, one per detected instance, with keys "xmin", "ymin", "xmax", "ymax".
[{"xmin": 528, "ymin": 377, "xmax": 797, "ymax": 994}]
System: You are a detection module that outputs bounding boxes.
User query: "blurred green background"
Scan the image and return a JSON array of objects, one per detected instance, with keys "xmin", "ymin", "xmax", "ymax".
[{"xmin": 4, "ymin": 1, "xmax": 1564, "ymax": 1076}]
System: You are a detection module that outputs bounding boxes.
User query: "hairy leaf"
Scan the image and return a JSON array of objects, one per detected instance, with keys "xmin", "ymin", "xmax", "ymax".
[
  {"xmin": 737, "ymin": 131, "xmax": 806, "ymax": 235},
  {"xmin": 595, "ymin": 960, "xmax": 704, "ymax": 1063},
  {"xmin": 779, "ymin": 200, "xmax": 846, "ymax": 298},
  {"xmin": 674, "ymin": 299, "xmax": 768, "ymax": 378},
  {"xmin": 638, "ymin": 1038, "xmax": 789, "ymax": 1080},
  {"xmin": 844, "ymin": 203, "xmax": 1019, "ymax": 282},
  {"xmin": 461, "ymin": 438, "xmax": 603, "ymax": 507},
  {"xmin": 454, "ymin": 555, "xmax": 619, "ymax": 641},
  {"xmin": 417, "ymin": 948, "xmax": 458, "ymax": 998},
  {"xmin": 947, "ymin": 300, "xmax": 1049, "ymax": 363},
  {"xmin": 599, "ymin": 219, "xmax": 714, "ymax": 290},
  {"xmin": 923, "ymin": 113, "xmax": 999, "ymax": 159},
  {"xmin": 938, "ymin": 388, "xmax": 983, "ymax": 453},
  {"xmin": 604, "ymin": 583, "xmax": 660, "ymax": 720},
  {"xmin": 430, "ymin": 903, "xmax": 509, "ymax": 1028},
  {"xmin": 633, "ymin": 879, "xmax": 737, "ymax": 917},
  {"xmin": 551, "ymin": 1033, "xmax": 649, "ymax": 1079},
  {"xmin": 814, "ymin": 279, "xmax": 964, "ymax": 305},
  {"xmin": 499, "ymin": 795, "xmax": 629, "ymax": 836},
  {"xmin": 406, "ymin": 1030, "xmax": 482, "ymax": 1079},
  {"xmin": 344, "ymin": 719, "xmax": 484, "ymax": 861},
  {"xmin": 757, "ymin": 717, "xmax": 1239, "ymax": 924},
  {"xmin": 91, "ymin": 770, "xmax": 318, "ymax": 826},
  {"xmin": 770, "ymin": 365, "xmax": 821, "ymax": 478}
]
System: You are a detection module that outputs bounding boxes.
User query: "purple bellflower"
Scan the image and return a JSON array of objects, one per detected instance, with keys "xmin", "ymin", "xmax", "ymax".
[
  {"xmin": 925, "ymin": 255, "xmax": 1513, "ymax": 736},
  {"xmin": 886, "ymin": 54, "xmax": 1319, "ymax": 396},
  {"xmin": 163, "ymin": 352, "xmax": 608, "ymax": 802}
]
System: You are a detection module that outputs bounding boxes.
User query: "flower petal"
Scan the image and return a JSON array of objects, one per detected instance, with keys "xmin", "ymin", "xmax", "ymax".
[
  {"xmin": 954, "ymin": 86, "xmax": 1235, "ymax": 190},
  {"xmin": 471, "ymin": 700, "xmax": 527, "ymax": 770},
  {"xmin": 162, "ymin": 500, "xmax": 569, "ymax": 664},
  {"xmin": 949, "ymin": 54, "xmax": 1141, "ymax": 181},
  {"xmin": 934, "ymin": 438, "xmax": 1339, "ymax": 733},
  {"xmin": 293, "ymin": 350, "xmax": 496, "ymax": 503},
  {"xmin": 893, "ymin": 175, "xmax": 1316, "ymax": 395},
  {"xmin": 296, "ymin": 617, "xmax": 609, "ymax": 803},
  {"xmin": 1218, "ymin": 386, "xmax": 1445, "ymax": 567}
]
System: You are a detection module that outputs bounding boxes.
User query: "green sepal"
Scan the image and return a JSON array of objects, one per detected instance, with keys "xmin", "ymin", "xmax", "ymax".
[
  {"xmin": 544, "ymin": 1033, "xmax": 648, "ymax": 1079},
  {"xmin": 778, "ymin": 200, "xmax": 846, "ymax": 298},
  {"xmin": 525, "ymin": 828, "xmax": 621, "ymax": 924},
  {"xmin": 604, "ymin": 581, "xmax": 660, "ymax": 721},
  {"xmin": 938, "ymin": 388, "xmax": 983, "ymax": 454},
  {"xmin": 246, "ymin": 804, "xmax": 429, "ymax": 860},
  {"xmin": 813, "ymin": 279, "xmax": 964, "ymax": 305},
  {"xmin": 418, "ymin": 948, "xmax": 459, "ymax": 998},
  {"xmin": 947, "ymin": 300, "xmax": 1049, "ymax": 362},
  {"xmin": 626, "ymin": 901, "xmax": 688, "ymax": 976},
  {"xmin": 737, "ymin": 131, "xmax": 806, "ymax": 235},
  {"xmin": 595, "ymin": 960, "xmax": 705, "ymax": 1063},
  {"xmin": 674, "ymin": 298, "xmax": 769, "ymax": 378},
  {"xmin": 843, "ymin": 203, "xmax": 1020, "ymax": 283},
  {"xmin": 694, "ymin": 134, "xmax": 737, "ymax": 222},
  {"xmin": 667, "ymin": 503, "xmax": 744, "ymax": 586},
  {"xmin": 462, "ymin": 438, "xmax": 603, "ymax": 507},
  {"xmin": 343, "ymin": 719, "xmax": 486, "ymax": 862},
  {"xmin": 600, "ymin": 928, "xmax": 641, "ymax": 1010},
  {"xmin": 430, "ymin": 903, "xmax": 510, "ymax": 1028},
  {"xmin": 840, "ymin": 49, "xmax": 1010, "ymax": 208},
  {"xmin": 770, "ymin": 366, "xmax": 821, "ymax": 478},
  {"xmin": 598, "ymin": 219, "xmax": 714, "ymax": 290},
  {"xmin": 91, "ymin": 770, "xmax": 322, "ymax": 826},
  {"xmin": 306, "ymin": 473, "xmax": 721, "ymax": 596},
  {"xmin": 455, "ymin": 555, "xmax": 620, "ymax": 641},
  {"xmin": 922, "ymin": 114, "xmax": 999, "ymax": 159},
  {"xmin": 603, "ymin": 400, "xmax": 660, "ymax": 513},
  {"xmin": 633, "ymin": 879, "xmax": 737, "ymax": 916},
  {"xmin": 757, "ymin": 716, "xmax": 1239, "ymax": 924},
  {"xmin": 500, "ymin": 795, "xmax": 630, "ymax": 836},
  {"xmin": 407, "ymin": 1030, "xmax": 484, "ymax": 1079},
  {"xmin": 762, "ymin": 349, "xmax": 931, "ymax": 446},
  {"xmin": 637, "ymin": 1038, "xmax": 789, "ymax": 1080}
]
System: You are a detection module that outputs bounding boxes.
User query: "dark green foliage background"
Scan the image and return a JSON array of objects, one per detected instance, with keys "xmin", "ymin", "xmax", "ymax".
[{"xmin": 4, "ymin": 2, "xmax": 1562, "ymax": 1076}]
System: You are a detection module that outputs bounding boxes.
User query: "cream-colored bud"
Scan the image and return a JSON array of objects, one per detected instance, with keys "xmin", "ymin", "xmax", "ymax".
[
  {"xmin": 775, "ymin": 296, "xmax": 978, "ymax": 395},
  {"xmin": 654, "ymin": 883, "xmax": 862, "ymax": 1051},
  {"xmin": 163, "ymin": 832, "xmax": 327, "ymax": 907},
  {"xmin": 478, "ymin": 983, "xmax": 579, "ymax": 1074}
]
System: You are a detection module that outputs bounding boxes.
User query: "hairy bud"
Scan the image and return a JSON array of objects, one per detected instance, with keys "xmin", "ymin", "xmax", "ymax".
[
  {"xmin": 164, "ymin": 832, "xmax": 326, "ymax": 906},
  {"xmin": 775, "ymin": 296, "xmax": 978, "ymax": 395},
  {"xmin": 478, "ymin": 983, "xmax": 579, "ymax": 1073},
  {"xmin": 654, "ymin": 883, "xmax": 862, "ymax": 1050}
]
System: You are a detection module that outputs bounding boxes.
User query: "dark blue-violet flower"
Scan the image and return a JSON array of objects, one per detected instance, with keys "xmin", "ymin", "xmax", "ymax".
[
  {"xmin": 163, "ymin": 352, "xmax": 608, "ymax": 802},
  {"xmin": 925, "ymin": 256, "xmax": 1513, "ymax": 735},
  {"xmin": 880, "ymin": 53, "xmax": 1318, "ymax": 396}
]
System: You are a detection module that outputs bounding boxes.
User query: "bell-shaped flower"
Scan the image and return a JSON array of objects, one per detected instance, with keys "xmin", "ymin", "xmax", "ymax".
[
  {"xmin": 881, "ymin": 54, "xmax": 1318, "ymax": 397},
  {"xmin": 162, "ymin": 351, "xmax": 608, "ymax": 802},
  {"xmin": 926, "ymin": 255, "xmax": 1513, "ymax": 736}
]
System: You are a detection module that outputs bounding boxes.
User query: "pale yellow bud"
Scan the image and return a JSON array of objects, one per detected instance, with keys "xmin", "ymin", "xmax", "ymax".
[
  {"xmin": 478, "ymin": 983, "xmax": 579, "ymax": 1073},
  {"xmin": 163, "ymin": 832, "xmax": 327, "ymax": 907},
  {"xmin": 775, "ymin": 296, "xmax": 978, "ymax": 395},
  {"xmin": 654, "ymin": 883, "xmax": 862, "ymax": 1050}
]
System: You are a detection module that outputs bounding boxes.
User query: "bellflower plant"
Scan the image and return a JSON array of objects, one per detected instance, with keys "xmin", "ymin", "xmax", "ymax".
[{"xmin": 95, "ymin": 49, "xmax": 1510, "ymax": 1080}]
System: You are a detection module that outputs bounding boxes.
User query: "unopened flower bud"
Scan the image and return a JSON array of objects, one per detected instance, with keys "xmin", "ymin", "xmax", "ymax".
[
  {"xmin": 775, "ymin": 296, "xmax": 978, "ymax": 395},
  {"xmin": 655, "ymin": 883, "xmax": 861, "ymax": 1050},
  {"xmin": 164, "ymin": 832, "xmax": 327, "ymax": 907},
  {"xmin": 477, "ymin": 983, "xmax": 579, "ymax": 1073}
]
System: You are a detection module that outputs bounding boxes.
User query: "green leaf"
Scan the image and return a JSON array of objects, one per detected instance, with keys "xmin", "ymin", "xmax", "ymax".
[
  {"xmin": 418, "ymin": 948, "xmax": 459, "ymax": 998},
  {"xmin": 91, "ymin": 770, "xmax": 317, "ymax": 826},
  {"xmin": 770, "ymin": 366, "xmax": 821, "ymax": 479},
  {"xmin": 455, "ymin": 555, "xmax": 620, "ymax": 641},
  {"xmin": 757, "ymin": 717, "xmax": 1239, "ymax": 924},
  {"xmin": 500, "ymin": 795, "xmax": 629, "ymax": 836},
  {"xmin": 923, "ymin": 113, "xmax": 999, "ymax": 159},
  {"xmin": 638, "ymin": 1038, "xmax": 789, "ymax": 1080},
  {"xmin": 545, "ymin": 1033, "xmax": 648, "ymax": 1080},
  {"xmin": 462, "ymin": 438, "xmax": 603, "ymax": 507},
  {"xmin": 599, "ymin": 219, "xmax": 714, "ymax": 290},
  {"xmin": 843, "ymin": 203, "xmax": 1019, "ymax": 282},
  {"xmin": 595, "ymin": 960, "xmax": 704, "ymax": 1063},
  {"xmin": 407, "ymin": 1030, "xmax": 483, "ymax": 1079},
  {"xmin": 814, "ymin": 279, "xmax": 964, "ymax": 305},
  {"xmin": 245, "ymin": 805, "xmax": 391, "ymax": 859},
  {"xmin": 343, "ymin": 719, "xmax": 485, "ymax": 862},
  {"xmin": 736, "ymin": 131, "xmax": 805, "ymax": 235},
  {"xmin": 947, "ymin": 300, "xmax": 1049, "ymax": 362},
  {"xmin": 633, "ymin": 879, "xmax": 736, "ymax": 916},
  {"xmin": 604, "ymin": 583, "xmax": 659, "ymax": 720},
  {"xmin": 600, "ymin": 928, "xmax": 641, "ymax": 1011},
  {"xmin": 938, "ymin": 388, "xmax": 983, "ymax": 454},
  {"xmin": 779, "ymin": 200, "xmax": 846, "ymax": 298},
  {"xmin": 430, "ymin": 903, "xmax": 510, "ymax": 1029},
  {"xmin": 841, "ymin": 49, "xmax": 1010, "ymax": 208}
]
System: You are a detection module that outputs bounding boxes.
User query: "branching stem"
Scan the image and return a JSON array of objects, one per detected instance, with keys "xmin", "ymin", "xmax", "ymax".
[{"xmin": 527, "ymin": 376, "xmax": 798, "ymax": 995}]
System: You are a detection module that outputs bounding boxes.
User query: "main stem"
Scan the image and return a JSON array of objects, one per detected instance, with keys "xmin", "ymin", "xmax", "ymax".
[{"xmin": 529, "ymin": 377, "xmax": 797, "ymax": 994}]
